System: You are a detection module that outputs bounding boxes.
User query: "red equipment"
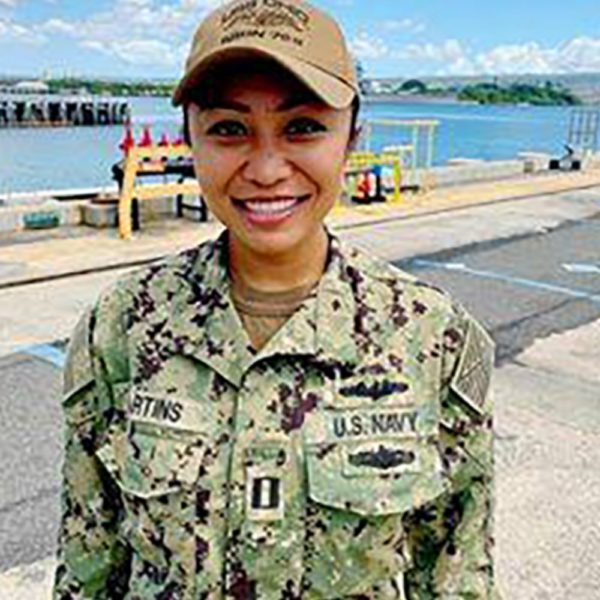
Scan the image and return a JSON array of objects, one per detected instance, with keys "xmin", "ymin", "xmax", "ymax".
[
  {"xmin": 138, "ymin": 125, "xmax": 153, "ymax": 147},
  {"xmin": 119, "ymin": 122, "xmax": 135, "ymax": 154}
]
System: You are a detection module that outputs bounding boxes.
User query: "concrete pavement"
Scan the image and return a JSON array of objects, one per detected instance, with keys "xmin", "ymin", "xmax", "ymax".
[
  {"xmin": 495, "ymin": 320, "xmax": 600, "ymax": 599},
  {"xmin": 2, "ymin": 318, "xmax": 598, "ymax": 599},
  {"xmin": 2, "ymin": 167, "xmax": 600, "ymax": 289},
  {"xmin": 1, "ymin": 177, "xmax": 600, "ymax": 598},
  {"xmin": 2, "ymin": 182, "xmax": 600, "ymax": 358}
]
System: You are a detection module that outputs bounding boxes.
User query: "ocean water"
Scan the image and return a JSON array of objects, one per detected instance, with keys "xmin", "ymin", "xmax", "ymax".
[{"xmin": 0, "ymin": 96, "xmax": 572, "ymax": 194}]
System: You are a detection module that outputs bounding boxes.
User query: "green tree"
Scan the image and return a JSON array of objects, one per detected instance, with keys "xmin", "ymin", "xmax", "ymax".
[
  {"xmin": 457, "ymin": 81, "xmax": 581, "ymax": 106},
  {"xmin": 400, "ymin": 79, "xmax": 427, "ymax": 94}
]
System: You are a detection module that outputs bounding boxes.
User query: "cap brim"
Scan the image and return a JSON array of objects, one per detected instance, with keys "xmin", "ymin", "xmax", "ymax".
[{"xmin": 172, "ymin": 44, "xmax": 356, "ymax": 109}]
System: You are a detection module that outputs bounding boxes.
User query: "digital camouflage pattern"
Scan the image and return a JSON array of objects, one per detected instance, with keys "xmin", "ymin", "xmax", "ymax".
[{"xmin": 54, "ymin": 232, "xmax": 497, "ymax": 599}]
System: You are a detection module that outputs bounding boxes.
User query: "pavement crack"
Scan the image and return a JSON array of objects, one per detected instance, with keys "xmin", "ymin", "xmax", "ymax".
[{"xmin": 0, "ymin": 486, "xmax": 60, "ymax": 517}]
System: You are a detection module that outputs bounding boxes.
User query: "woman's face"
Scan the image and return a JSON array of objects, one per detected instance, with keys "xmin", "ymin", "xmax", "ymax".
[{"xmin": 187, "ymin": 67, "xmax": 354, "ymax": 259}]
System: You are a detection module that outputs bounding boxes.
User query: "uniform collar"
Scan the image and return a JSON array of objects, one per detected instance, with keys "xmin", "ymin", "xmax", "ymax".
[
  {"xmin": 169, "ymin": 231, "xmax": 360, "ymax": 388},
  {"xmin": 313, "ymin": 234, "xmax": 361, "ymax": 366}
]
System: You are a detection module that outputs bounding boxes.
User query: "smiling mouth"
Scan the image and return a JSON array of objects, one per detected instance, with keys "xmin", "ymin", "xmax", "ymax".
[{"xmin": 232, "ymin": 194, "xmax": 311, "ymax": 216}]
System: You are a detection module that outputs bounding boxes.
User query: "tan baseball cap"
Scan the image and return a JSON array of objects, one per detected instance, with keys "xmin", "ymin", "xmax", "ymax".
[{"xmin": 172, "ymin": 0, "xmax": 358, "ymax": 109}]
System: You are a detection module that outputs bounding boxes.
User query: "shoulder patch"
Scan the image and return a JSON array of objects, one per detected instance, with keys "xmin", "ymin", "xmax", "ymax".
[{"xmin": 450, "ymin": 317, "xmax": 494, "ymax": 414}]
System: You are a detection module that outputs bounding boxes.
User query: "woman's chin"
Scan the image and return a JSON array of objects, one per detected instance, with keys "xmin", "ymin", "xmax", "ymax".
[{"xmin": 232, "ymin": 223, "xmax": 326, "ymax": 260}]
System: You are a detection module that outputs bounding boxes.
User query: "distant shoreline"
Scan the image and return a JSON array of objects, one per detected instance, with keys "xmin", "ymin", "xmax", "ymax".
[
  {"xmin": 364, "ymin": 94, "xmax": 462, "ymax": 105},
  {"xmin": 363, "ymin": 94, "xmax": 588, "ymax": 107},
  {"xmin": 0, "ymin": 90, "xmax": 588, "ymax": 107}
]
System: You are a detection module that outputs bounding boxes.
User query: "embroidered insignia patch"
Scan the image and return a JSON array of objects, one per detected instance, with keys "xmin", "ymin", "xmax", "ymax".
[
  {"xmin": 450, "ymin": 318, "xmax": 494, "ymax": 414},
  {"xmin": 246, "ymin": 473, "xmax": 285, "ymax": 521},
  {"xmin": 348, "ymin": 445, "xmax": 416, "ymax": 470},
  {"xmin": 251, "ymin": 477, "xmax": 281, "ymax": 510},
  {"xmin": 245, "ymin": 443, "xmax": 287, "ymax": 522},
  {"xmin": 341, "ymin": 440, "xmax": 422, "ymax": 478}
]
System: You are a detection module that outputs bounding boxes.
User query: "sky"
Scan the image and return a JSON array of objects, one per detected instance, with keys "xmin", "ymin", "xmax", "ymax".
[{"xmin": 0, "ymin": 0, "xmax": 599, "ymax": 80}]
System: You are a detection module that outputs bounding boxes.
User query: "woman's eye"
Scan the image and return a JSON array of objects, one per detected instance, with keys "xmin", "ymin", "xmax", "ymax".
[
  {"xmin": 285, "ymin": 118, "xmax": 327, "ymax": 136},
  {"xmin": 206, "ymin": 120, "xmax": 248, "ymax": 137}
]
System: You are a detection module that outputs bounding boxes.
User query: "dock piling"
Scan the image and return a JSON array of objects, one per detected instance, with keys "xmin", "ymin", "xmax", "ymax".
[{"xmin": 0, "ymin": 96, "xmax": 130, "ymax": 128}]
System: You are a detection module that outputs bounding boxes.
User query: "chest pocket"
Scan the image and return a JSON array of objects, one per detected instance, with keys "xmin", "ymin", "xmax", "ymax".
[
  {"xmin": 301, "ymin": 397, "xmax": 449, "ymax": 599},
  {"xmin": 95, "ymin": 407, "xmax": 206, "ymax": 592}
]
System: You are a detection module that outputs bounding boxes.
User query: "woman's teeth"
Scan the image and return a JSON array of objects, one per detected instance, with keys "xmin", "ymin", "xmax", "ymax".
[{"xmin": 244, "ymin": 198, "xmax": 301, "ymax": 214}]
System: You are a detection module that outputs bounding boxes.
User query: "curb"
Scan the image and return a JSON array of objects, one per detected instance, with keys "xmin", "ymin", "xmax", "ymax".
[{"xmin": 3, "ymin": 176, "xmax": 600, "ymax": 292}]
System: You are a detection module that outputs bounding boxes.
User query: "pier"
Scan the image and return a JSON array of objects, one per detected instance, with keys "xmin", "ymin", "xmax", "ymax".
[
  {"xmin": 0, "ymin": 96, "xmax": 130, "ymax": 128},
  {"xmin": 1, "ymin": 177, "xmax": 600, "ymax": 599}
]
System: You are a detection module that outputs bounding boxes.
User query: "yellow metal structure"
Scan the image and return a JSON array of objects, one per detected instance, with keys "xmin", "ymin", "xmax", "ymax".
[
  {"xmin": 118, "ymin": 119, "xmax": 438, "ymax": 236},
  {"xmin": 119, "ymin": 145, "xmax": 200, "ymax": 239},
  {"xmin": 342, "ymin": 150, "xmax": 403, "ymax": 207},
  {"xmin": 361, "ymin": 119, "xmax": 439, "ymax": 191}
]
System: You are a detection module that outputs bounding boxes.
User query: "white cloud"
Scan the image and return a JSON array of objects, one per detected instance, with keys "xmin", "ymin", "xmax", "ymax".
[
  {"xmin": 36, "ymin": 0, "xmax": 225, "ymax": 66},
  {"xmin": 351, "ymin": 32, "xmax": 388, "ymax": 60},
  {"xmin": 394, "ymin": 36, "xmax": 600, "ymax": 76},
  {"xmin": 382, "ymin": 18, "xmax": 425, "ymax": 34},
  {"xmin": 40, "ymin": 18, "xmax": 77, "ymax": 35},
  {"xmin": 475, "ymin": 42, "xmax": 552, "ymax": 75},
  {"xmin": 0, "ymin": 18, "xmax": 46, "ymax": 44},
  {"xmin": 394, "ymin": 39, "xmax": 476, "ymax": 74},
  {"xmin": 3, "ymin": 2, "xmax": 600, "ymax": 77},
  {"xmin": 548, "ymin": 37, "xmax": 600, "ymax": 73},
  {"xmin": 80, "ymin": 37, "xmax": 188, "ymax": 68},
  {"xmin": 80, "ymin": 40, "xmax": 108, "ymax": 54},
  {"xmin": 109, "ymin": 40, "xmax": 183, "ymax": 66},
  {"xmin": 475, "ymin": 37, "xmax": 600, "ymax": 75}
]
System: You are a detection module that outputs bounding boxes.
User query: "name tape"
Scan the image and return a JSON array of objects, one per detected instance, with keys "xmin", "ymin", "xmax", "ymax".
[{"xmin": 128, "ymin": 391, "xmax": 206, "ymax": 433}]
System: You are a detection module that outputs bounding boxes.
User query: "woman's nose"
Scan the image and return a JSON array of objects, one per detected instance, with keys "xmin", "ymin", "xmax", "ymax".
[{"xmin": 242, "ymin": 139, "xmax": 293, "ymax": 187}]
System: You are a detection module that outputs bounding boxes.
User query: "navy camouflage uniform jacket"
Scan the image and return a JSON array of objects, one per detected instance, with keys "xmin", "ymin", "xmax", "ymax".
[{"xmin": 54, "ymin": 233, "xmax": 496, "ymax": 599}]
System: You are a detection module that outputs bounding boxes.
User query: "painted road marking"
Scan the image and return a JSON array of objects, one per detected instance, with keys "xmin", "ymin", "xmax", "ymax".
[
  {"xmin": 20, "ymin": 344, "xmax": 66, "ymax": 368},
  {"xmin": 563, "ymin": 263, "xmax": 600, "ymax": 274},
  {"xmin": 412, "ymin": 260, "xmax": 600, "ymax": 305}
]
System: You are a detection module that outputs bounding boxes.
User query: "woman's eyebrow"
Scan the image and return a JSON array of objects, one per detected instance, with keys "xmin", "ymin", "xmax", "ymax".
[
  {"xmin": 202, "ymin": 100, "xmax": 250, "ymax": 113},
  {"xmin": 201, "ymin": 96, "xmax": 317, "ymax": 113},
  {"xmin": 276, "ymin": 96, "xmax": 318, "ymax": 112}
]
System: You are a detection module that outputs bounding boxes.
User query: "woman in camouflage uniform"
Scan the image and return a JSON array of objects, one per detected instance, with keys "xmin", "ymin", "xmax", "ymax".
[{"xmin": 54, "ymin": 1, "xmax": 497, "ymax": 598}]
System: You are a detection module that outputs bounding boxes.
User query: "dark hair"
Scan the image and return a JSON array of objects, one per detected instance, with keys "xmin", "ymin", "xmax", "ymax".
[
  {"xmin": 181, "ymin": 56, "xmax": 361, "ymax": 146},
  {"xmin": 182, "ymin": 95, "xmax": 361, "ymax": 147}
]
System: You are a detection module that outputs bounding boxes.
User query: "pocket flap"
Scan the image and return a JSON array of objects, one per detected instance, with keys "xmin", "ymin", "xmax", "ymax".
[
  {"xmin": 305, "ymin": 440, "xmax": 448, "ymax": 516},
  {"xmin": 95, "ymin": 426, "xmax": 204, "ymax": 499}
]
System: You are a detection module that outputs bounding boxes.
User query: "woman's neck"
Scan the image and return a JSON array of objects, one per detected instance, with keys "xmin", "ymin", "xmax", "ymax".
[{"xmin": 228, "ymin": 228, "xmax": 329, "ymax": 293}]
